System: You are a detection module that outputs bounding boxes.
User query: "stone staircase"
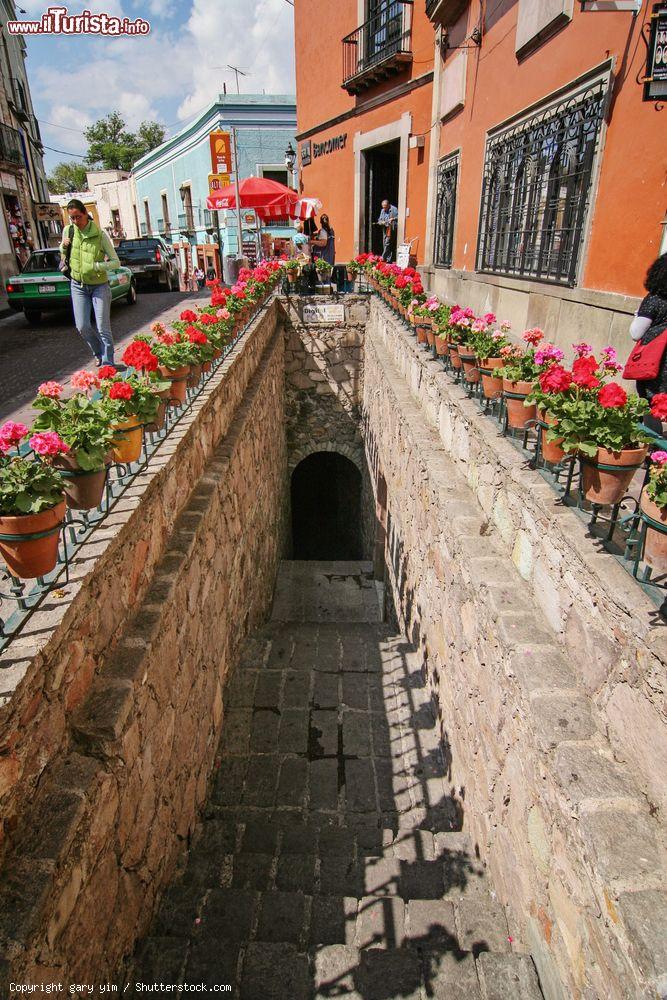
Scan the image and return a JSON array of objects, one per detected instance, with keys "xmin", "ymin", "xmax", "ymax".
[{"xmin": 125, "ymin": 562, "xmax": 544, "ymax": 999}]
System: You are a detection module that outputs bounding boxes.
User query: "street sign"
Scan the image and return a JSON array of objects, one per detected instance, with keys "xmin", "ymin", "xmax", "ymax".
[
  {"xmin": 35, "ymin": 202, "xmax": 62, "ymax": 222},
  {"xmin": 644, "ymin": 4, "xmax": 667, "ymax": 101},
  {"xmin": 208, "ymin": 172, "xmax": 230, "ymax": 194},
  {"xmin": 209, "ymin": 131, "xmax": 232, "ymax": 173},
  {"xmin": 302, "ymin": 303, "xmax": 345, "ymax": 324}
]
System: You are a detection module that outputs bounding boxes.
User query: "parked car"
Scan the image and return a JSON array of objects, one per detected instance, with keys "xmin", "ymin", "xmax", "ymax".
[
  {"xmin": 116, "ymin": 237, "xmax": 179, "ymax": 291},
  {"xmin": 5, "ymin": 249, "xmax": 137, "ymax": 326}
]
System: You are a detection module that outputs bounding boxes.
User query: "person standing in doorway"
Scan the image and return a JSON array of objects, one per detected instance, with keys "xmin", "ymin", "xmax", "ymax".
[
  {"xmin": 60, "ymin": 199, "xmax": 119, "ymax": 367},
  {"xmin": 628, "ymin": 253, "xmax": 667, "ymax": 409},
  {"xmin": 378, "ymin": 199, "xmax": 398, "ymax": 262}
]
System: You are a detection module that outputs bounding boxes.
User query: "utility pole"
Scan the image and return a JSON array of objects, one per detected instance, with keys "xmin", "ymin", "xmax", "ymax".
[
  {"xmin": 232, "ymin": 126, "xmax": 244, "ymax": 262},
  {"xmin": 227, "ymin": 64, "xmax": 248, "ymax": 95}
]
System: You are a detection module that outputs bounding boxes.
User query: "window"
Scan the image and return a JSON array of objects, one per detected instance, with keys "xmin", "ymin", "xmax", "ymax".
[
  {"xmin": 181, "ymin": 185, "xmax": 194, "ymax": 230},
  {"xmin": 433, "ymin": 153, "xmax": 459, "ymax": 268},
  {"xmin": 161, "ymin": 192, "xmax": 170, "ymax": 231},
  {"xmin": 143, "ymin": 199, "xmax": 152, "ymax": 235},
  {"xmin": 261, "ymin": 168, "xmax": 289, "ymax": 187},
  {"xmin": 476, "ymin": 77, "xmax": 607, "ymax": 286}
]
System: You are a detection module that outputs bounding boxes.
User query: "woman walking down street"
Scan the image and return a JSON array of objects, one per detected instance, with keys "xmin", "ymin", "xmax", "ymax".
[
  {"xmin": 60, "ymin": 199, "xmax": 120, "ymax": 367},
  {"xmin": 628, "ymin": 253, "xmax": 667, "ymax": 403},
  {"xmin": 312, "ymin": 213, "xmax": 335, "ymax": 266}
]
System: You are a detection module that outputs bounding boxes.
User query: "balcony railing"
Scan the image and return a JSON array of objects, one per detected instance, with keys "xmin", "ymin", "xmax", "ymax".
[
  {"xmin": 158, "ymin": 217, "xmax": 172, "ymax": 235},
  {"xmin": 342, "ymin": 0, "xmax": 413, "ymax": 94},
  {"xmin": 0, "ymin": 122, "xmax": 22, "ymax": 167}
]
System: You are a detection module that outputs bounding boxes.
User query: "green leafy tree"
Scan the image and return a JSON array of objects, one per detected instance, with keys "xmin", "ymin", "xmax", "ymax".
[
  {"xmin": 84, "ymin": 113, "xmax": 165, "ymax": 171},
  {"xmin": 47, "ymin": 161, "xmax": 88, "ymax": 194}
]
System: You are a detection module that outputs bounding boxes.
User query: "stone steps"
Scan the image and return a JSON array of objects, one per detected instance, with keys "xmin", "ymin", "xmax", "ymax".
[{"xmin": 124, "ymin": 565, "xmax": 544, "ymax": 998}]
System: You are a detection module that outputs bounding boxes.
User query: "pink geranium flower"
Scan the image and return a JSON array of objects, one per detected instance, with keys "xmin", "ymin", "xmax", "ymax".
[
  {"xmin": 0, "ymin": 421, "xmax": 29, "ymax": 444},
  {"xmin": 522, "ymin": 327, "xmax": 545, "ymax": 346},
  {"xmin": 216, "ymin": 308, "xmax": 231, "ymax": 320},
  {"xmin": 651, "ymin": 450, "xmax": 667, "ymax": 465},
  {"xmin": 29, "ymin": 431, "xmax": 69, "ymax": 456},
  {"xmin": 572, "ymin": 341, "xmax": 593, "ymax": 357},
  {"xmin": 70, "ymin": 369, "xmax": 100, "ymax": 392},
  {"xmin": 37, "ymin": 381, "xmax": 64, "ymax": 398}
]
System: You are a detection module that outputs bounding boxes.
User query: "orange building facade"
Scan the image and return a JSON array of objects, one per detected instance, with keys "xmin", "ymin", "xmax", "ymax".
[
  {"xmin": 294, "ymin": 0, "xmax": 435, "ymax": 263},
  {"xmin": 295, "ymin": 0, "xmax": 667, "ymax": 353}
]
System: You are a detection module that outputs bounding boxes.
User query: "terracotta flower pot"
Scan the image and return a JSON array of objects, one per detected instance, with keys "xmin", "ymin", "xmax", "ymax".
[
  {"xmin": 640, "ymin": 492, "xmax": 667, "ymax": 575},
  {"xmin": 450, "ymin": 346, "xmax": 462, "ymax": 370},
  {"xmin": 202, "ymin": 360, "xmax": 212, "ymax": 374},
  {"xmin": 111, "ymin": 415, "xmax": 143, "ymax": 465},
  {"xmin": 417, "ymin": 325, "xmax": 429, "ymax": 345},
  {"xmin": 287, "ymin": 271, "xmax": 297, "ymax": 283},
  {"xmin": 479, "ymin": 357, "xmax": 504, "ymax": 399},
  {"xmin": 187, "ymin": 363, "xmax": 202, "ymax": 388},
  {"xmin": 459, "ymin": 349, "xmax": 480, "ymax": 384},
  {"xmin": 536, "ymin": 408, "xmax": 565, "ymax": 464},
  {"xmin": 53, "ymin": 454, "xmax": 107, "ymax": 511},
  {"xmin": 426, "ymin": 329, "xmax": 435, "ymax": 348},
  {"xmin": 503, "ymin": 378, "xmax": 536, "ymax": 430},
  {"xmin": 581, "ymin": 446, "xmax": 648, "ymax": 505},
  {"xmin": 0, "ymin": 500, "xmax": 66, "ymax": 579},
  {"xmin": 159, "ymin": 364, "xmax": 190, "ymax": 407},
  {"xmin": 435, "ymin": 335, "xmax": 448, "ymax": 357}
]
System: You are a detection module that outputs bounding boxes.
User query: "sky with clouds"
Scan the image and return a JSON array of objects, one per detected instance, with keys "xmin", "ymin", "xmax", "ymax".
[{"xmin": 19, "ymin": 0, "xmax": 296, "ymax": 172}]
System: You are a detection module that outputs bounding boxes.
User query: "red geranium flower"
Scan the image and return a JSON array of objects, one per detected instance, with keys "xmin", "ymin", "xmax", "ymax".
[
  {"xmin": 650, "ymin": 393, "xmax": 667, "ymax": 421},
  {"xmin": 98, "ymin": 365, "xmax": 117, "ymax": 380},
  {"xmin": 198, "ymin": 312, "xmax": 216, "ymax": 325},
  {"xmin": 598, "ymin": 383, "xmax": 628, "ymax": 409},
  {"xmin": 180, "ymin": 309, "xmax": 197, "ymax": 322},
  {"xmin": 539, "ymin": 365, "xmax": 572, "ymax": 394},
  {"xmin": 109, "ymin": 381, "xmax": 134, "ymax": 401},
  {"xmin": 187, "ymin": 327, "xmax": 208, "ymax": 345},
  {"xmin": 572, "ymin": 355, "xmax": 600, "ymax": 389},
  {"xmin": 122, "ymin": 341, "xmax": 159, "ymax": 372}
]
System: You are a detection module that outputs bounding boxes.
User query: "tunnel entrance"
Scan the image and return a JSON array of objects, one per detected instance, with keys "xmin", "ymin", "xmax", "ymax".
[{"xmin": 291, "ymin": 452, "xmax": 362, "ymax": 559}]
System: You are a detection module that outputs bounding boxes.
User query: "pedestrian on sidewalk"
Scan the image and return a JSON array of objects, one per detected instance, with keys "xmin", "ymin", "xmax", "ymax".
[
  {"xmin": 628, "ymin": 252, "xmax": 667, "ymax": 406},
  {"xmin": 312, "ymin": 214, "xmax": 336, "ymax": 266},
  {"xmin": 60, "ymin": 199, "xmax": 120, "ymax": 367}
]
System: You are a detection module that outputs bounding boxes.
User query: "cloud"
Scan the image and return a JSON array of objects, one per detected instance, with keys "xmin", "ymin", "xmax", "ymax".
[{"xmin": 177, "ymin": 0, "xmax": 295, "ymax": 120}]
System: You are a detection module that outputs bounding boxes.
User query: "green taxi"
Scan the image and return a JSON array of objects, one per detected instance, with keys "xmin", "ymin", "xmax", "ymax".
[{"xmin": 5, "ymin": 249, "xmax": 137, "ymax": 325}]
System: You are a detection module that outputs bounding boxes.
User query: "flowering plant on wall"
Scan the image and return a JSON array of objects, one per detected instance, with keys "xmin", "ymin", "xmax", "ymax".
[
  {"xmin": 497, "ymin": 329, "xmax": 547, "ymax": 382},
  {"xmin": 0, "ymin": 421, "xmax": 67, "ymax": 515},
  {"xmin": 31, "ymin": 375, "xmax": 121, "ymax": 472},
  {"xmin": 98, "ymin": 368, "xmax": 170, "ymax": 425}
]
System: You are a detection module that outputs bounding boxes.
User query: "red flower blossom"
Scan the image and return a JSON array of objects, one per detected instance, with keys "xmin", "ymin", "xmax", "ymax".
[
  {"xmin": 572, "ymin": 355, "xmax": 600, "ymax": 389},
  {"xmin": 522, "ymin": 327, "xmax": 545, "ymax": 346},
  {"xmin": 198, "ymin": 312, "xmax": 216, "ymax": 325},
  {"xmin": 187, "ymin": 327, "xmax": 208, "ymax": 345},
  {"xmin": 650, "ymin": 393, "xmax": 667, "ymax": 421},
  {"xmin": 122, "ymin": 341, "xmax": 159, "ymax": 372},
  {"xmin": 98, "ymin": 365, "xmax": 118, "ymax": 380},
  {"xmin": 598, "ymin": 383, "xmax": 628, "ymax": 409},
  {"xmin": 158, "ymin": 332, "xmax": 177, "ymax": 346},
  {"xmin": 109, "ymin": 381, "xmax": 134, "ymax": 401},
  {"xmin": 539, "ymin": 365, "xmax": 572, "ymax": 393},
  {"xmin": 180, "ymin": 309, "xmax": 197, "ymax": 322},
  {"xmin": 394, "ymin": 276, "xmax": 408, "ymax": 289}
]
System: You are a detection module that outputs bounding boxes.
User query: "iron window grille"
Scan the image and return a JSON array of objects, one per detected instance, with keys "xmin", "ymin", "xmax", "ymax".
[
  {"xmin": 476, "ymin": 78, "xmax": 607, "ymax": 287},
  {"xmin": 434, "ymin": 153, "xmax": 459, "ymax": 268}
]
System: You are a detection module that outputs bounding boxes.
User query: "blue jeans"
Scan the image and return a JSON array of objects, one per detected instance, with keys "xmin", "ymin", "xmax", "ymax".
[{"xmin": 70, "ymin": 280, "xmax": 114, "ymax": 365}]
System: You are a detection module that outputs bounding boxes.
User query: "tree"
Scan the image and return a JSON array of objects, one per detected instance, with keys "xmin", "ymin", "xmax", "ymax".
[
  {"xmin": 84, "ymin": 113, "xmax": 165, "ymax": 171},
  {"xmin": 47, "ymin": 161, "xmax": 88, "ymax": 194}
]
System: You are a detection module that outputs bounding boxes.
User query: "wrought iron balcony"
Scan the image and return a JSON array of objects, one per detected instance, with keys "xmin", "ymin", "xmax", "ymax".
[
  {"xmin": 342, "ymin": 0, "xmax": 413, "ymax": 95},
  {"xmin": 158, "ymin": 218, "xmax": 172, "ymax": 235},
  {"xmin": 0, "ymin": 122, "xmax": 22, "ymax": 168}
]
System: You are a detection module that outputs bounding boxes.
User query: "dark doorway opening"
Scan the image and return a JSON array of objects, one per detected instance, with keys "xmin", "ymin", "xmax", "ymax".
[
  {"xmin": 291, "ymin": 452, "xmax": 362, "ymax": 560},
  {"xmin": 363, "ymin": 139, "xmax": 400, "ymax": 256}
]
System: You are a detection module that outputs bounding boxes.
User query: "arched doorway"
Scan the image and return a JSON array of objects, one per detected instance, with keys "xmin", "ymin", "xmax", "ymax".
[{"xmin": 291, "ymin": 452, "xmax": 362, "ymax": 559}]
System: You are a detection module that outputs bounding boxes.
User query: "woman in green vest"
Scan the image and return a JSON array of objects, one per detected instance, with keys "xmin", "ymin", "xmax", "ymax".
[{"xmin": 60, "ymin": 199, "xmax": 120, "ymax": 367}]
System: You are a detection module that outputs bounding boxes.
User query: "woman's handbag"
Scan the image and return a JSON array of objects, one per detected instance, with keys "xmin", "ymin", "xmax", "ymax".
[
  {"xmin": 622, "ymin": 326, "xmax": 667, "ymax": 381},
  {"xmin": 58, "ymin": 225, "xmax": 74, "ymax": 279}
]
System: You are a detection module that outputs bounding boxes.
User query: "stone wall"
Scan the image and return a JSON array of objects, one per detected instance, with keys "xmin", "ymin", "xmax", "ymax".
[
  {"xmin": 280, "ymin": 294, "xmax": 375, "ymax": 559},
  {"xmin": 0, "ymin": 301, "xmax": 287, "ymax": 985},
  {"xmin": 424, "ymin": 266, "xmax": 640, "ymax": 361},
  {"xmin": 363, "ymin": 298, "xmax": 666, "ymax": 999}
]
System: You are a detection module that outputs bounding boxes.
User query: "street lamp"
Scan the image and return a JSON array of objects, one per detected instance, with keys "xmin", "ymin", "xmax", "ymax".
[{"xmin": 284, "ymin": 142, "xmax": 297, "ymax": 188}]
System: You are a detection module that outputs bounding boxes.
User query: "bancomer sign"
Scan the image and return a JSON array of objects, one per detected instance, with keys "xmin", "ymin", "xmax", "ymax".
[{"xmin": 301, "ymin": 133, "xmax": 347, "ymax": 166}]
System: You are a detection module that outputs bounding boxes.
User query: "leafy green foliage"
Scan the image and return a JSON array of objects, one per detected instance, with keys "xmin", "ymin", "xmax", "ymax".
[
  {"xmin": 31, "ymin": 393, "xmax": 120, "ymax": 471},
  {"xmin": 0, "ymin": 457, "xmax": 64, "ymax": 515},
  {"xmin": 84, "ymin": 113, "xmax": 165, "ymax": 171},
  {"xmin": 47, "ymin": 161, "xmax": 88, "ymax": 195},
  {"xmin": 545, "ymin": 393, "xmax": 650, "ymax": 455}
]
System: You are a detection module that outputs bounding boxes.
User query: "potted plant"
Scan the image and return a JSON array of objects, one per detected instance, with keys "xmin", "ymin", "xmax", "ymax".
[
  {"xmin": 31, "ymin": 374, "xmax": 119, "ymax": 510},
  {"xmin": 122, "ymin": 339, "xmax": 171, "ymax": 430},
  {"xmin": 0, "ymin": 422, "xmax": 68, "ymax": 579},
  {"xmin": 496, "ymin": 329, "xmax": 545, "ymax": 429},
  {"xmin": 346, "ymin": 258, "xmax": 360, "ymax": 284},
  {"xmin": 284, "ymin": 258, "xmax": 300, "ymax": 284},
  {"xmin": 640, "ymin": 433, "xmax": 667, "ymax": 574},
  {"xmin": 315, "ymin": 258, "xmax": 332, "ymax": 285},
  {"xmin": 184, "ymin": 325, "xmax": 215, "ymax": 381},
  {"xmin": 545, "ymin": 356, "xmax": 650, "ymax": 504},
  {"xmin": 526, "ymin": 363, "xmax": 572, "ymax": 464},
  {"xmin": 460, "ymin": 314, "xmax": 495, "ymax": 384},
  {"xmin": 471, "ymin": 323, "xmax": 510, "ymax": 399},
  {"xmin": 99, "ymin": 367, "xmax": 168, "ymax": 464},
  {"xmin": 151, "ymin": 333, "xmax": 193, "ymax": 406}
]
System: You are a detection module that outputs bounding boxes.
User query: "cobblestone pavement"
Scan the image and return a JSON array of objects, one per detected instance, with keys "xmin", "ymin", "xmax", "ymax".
[
  {"xmin": 126, "ymin": 562, "xmax": 544, "ymax": 999},
  {"xmin": 0, "ymin": 288, "xmax": 208, "ymax": 426}
]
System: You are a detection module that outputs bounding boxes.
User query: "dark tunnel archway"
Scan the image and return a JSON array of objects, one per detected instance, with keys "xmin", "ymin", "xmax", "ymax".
[{"xmin": 290, "ymin": 451, "xmax": 363, "ymax": 560}]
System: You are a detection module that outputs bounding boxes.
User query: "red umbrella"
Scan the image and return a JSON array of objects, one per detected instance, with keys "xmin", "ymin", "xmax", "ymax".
[
  {"xmin": 258, "ymin": 196, "xmax": 320, "ymax": 221},
  {"xmin": 206, "ymin": 176, "xmax": 296, "ymax": 211}
]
